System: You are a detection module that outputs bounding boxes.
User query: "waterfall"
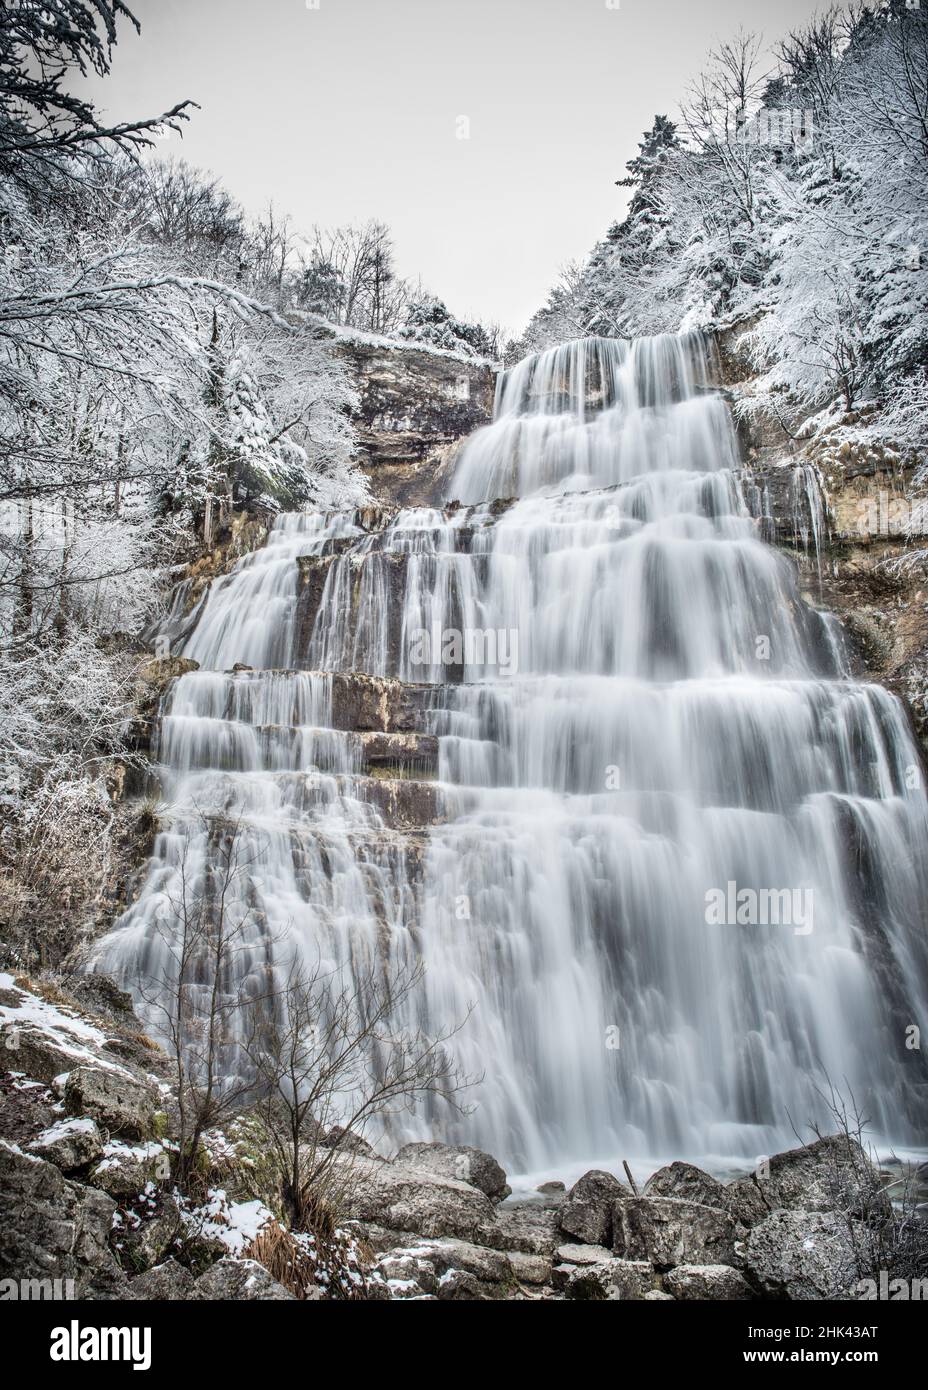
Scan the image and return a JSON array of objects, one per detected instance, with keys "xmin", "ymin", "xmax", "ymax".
[{"xmin": 92, "ymin": 331, "xmax": 928, "ymax": 1175}]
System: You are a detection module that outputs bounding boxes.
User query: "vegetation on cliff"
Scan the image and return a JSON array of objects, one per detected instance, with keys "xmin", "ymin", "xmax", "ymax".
[{"xmin": 517, "ymin": 3, "xmax": 928, "ymax": 460}]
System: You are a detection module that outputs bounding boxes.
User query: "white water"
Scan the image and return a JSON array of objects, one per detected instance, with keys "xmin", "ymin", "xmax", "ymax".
[{"xmin": 93, "ymin": 332, "xmax": 928, "ymax": 1173}]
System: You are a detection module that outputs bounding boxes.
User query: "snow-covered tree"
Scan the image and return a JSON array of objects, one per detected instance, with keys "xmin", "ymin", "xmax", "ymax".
[
  {"xmin": 398, "ymin": 295, "xmax": 494, "ymax": 358},
  {"xmin": 524, "ymin": 3, "xmax": 928, "ymax": 453},
  {"xmin": 0, "ymin": 1, "xmax": 368, "ymax": 964}
]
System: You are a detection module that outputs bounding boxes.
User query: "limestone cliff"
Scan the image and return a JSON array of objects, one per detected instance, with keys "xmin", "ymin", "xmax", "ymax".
[{"xmin": 309, "ymin": 321, "xmax": 499, "ymax": 505}]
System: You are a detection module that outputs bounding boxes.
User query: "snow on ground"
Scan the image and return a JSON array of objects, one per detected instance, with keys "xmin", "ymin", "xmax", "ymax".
[
  {"xmin": 95, "ymin": 1138, "xmax": 169, "ymax": 1171},
  {"xmin": 184, "ymin": 1188, "xmax": 275, "ymax": 1254},
  {"xmin": 0, "ymin": 972, "xmax": 127, "ymax": 1074}
]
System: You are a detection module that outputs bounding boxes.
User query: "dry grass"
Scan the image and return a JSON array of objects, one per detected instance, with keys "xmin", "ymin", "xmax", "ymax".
[{"xmin": 243, "ymin": 1222, "xmax": 320, "ymax": 1300}]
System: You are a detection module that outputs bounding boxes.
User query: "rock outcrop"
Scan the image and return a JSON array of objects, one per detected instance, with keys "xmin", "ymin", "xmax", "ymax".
[
  {"xmin": 717, "ymin": 319, "xmax": 928, "ymax": 750},
  {"xmin": 394, "ymin": 1142, "xmax": 511, "ymax": 1202},
  {"xmin": 558, "ymin": 1169, "xmax": 628, "ymax": 1247},
  {"xmin": 615, "ymin": 1196, "xmax": 740, "ymax": 1269},
  {"xmin": 740, "ymin": 1209, "xmax": 865, "ymax": 1300},
  {"xmin": 322, "ymin": 330, "xmax": 498, "ymax": 506}
]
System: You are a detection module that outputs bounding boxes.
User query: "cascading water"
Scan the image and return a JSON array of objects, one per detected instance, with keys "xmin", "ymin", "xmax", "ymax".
[{"xmin": 92, "ymin": 331, "xmax": 928, "ymax": 1176}]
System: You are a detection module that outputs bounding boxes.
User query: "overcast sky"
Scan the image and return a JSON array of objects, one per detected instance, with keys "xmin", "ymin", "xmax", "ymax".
[{"xmin": 77, "ymin": 0, "xmax": 836, "ymax": 334}]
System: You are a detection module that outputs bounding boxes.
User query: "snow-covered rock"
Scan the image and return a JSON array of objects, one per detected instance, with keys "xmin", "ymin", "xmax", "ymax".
[
  {"xmin": 89, "ymin": 1140, "xmax": 171, "ymax": 1198},
  {"xmin": 28, "ymin": 1117, "xmax": 103, "ymax": 1171},
  {"xmin": 63, "ymin": 1064, "xmax": 160, "ymax": 1140}
]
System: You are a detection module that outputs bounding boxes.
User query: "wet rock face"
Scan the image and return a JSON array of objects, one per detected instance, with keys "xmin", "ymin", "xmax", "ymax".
[
  {"xmin": 328, "ymin": 672, "xmax": 436, "ymax": 734},
  {"xmin": 330, "ymin": 339, "xmax": 498, "ymax": 506},
  {"xmin": 356, "ymin": 775, "xmax": 446, "ymax": 830},
  {"xmin": 357, "ymin": 730, "xmax": 439, "ymax": 778},
  {"xmin": 715, "ymin": 321, "xmax": 928, "ymax": 752}
]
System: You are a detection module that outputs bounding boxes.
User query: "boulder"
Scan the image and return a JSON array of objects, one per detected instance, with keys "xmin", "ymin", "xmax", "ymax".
[
  {"xmin": 436, "ymin": 1269, "xmax": 483, "ymax": 1300},
  {"xmin": 194, "ymin": 1257, "xmax": 296, "ymax": 1301},
  {"xmin": 740, "ymin": 1209, "xmax": 866, "ymax": 1300},
  {"xmin": 1, "ymin": 1025, "xmax": 89, "ymax": 1086},
  {"xmin": 644, "ymin": 1161, "xmax": 726, "ymax": 1209},
  {"xmin": 555, "ymin": 1242, "xmax": 614, "ymax": 1266},
  {"xmin": 403, "ymin": 1237, "xmax": 511, "ymax": 1286},
  {"xmin": 743, "ymin": 1135, "xmax": 887, "ymax": 1219},
  {"xmin": 556, "ymin": 1257, "xmax": 653, "ymax": 1300},
  {"xmin": 373, "ymin": 1252, "xmax": 439, "ymax": 1296},
  {"xmin": 664, "ymin": 1263, "xmax": 754, "ymax": 1300},
  {"xmin": 117, "ymin": 1193, "xmax": 183, "ymax": 1273},
  {"xmin": 69, "ymin": 975, "xmax": 136, "ymax": 1019},
  {"xmin": 0, "ymin": 1141, "xmax": 123, "ymax": 1298},
  {"xmin": 0, "ymin": 1072, "xmax": 57, "ymax": 1151},
  {"xmin": 723, "ymin": 1176, "xmax": 772, "ymax": 1228},
  {"xmin": 89, "ymin": 1141, "xmax": 171, "ymax": 1198},
  {"xmin": 395, "ymin": 1141, "xmax": 510, "ymax": 1202},
  {"xmin": 476, "ymin": 1202, "xmax": 562, "ymax": 1256},
  {"xmin": 559, "ymin": 1169, "xmax": 628, "ymax": 1246},
  {"xmin": 508, "ymin": 1250, "xmax": 553, "ymax": 1285},
  {"xmin": 126, "ymin": 1259, "xmax": 196, "ymax": 1300},
  {"xmin": 323, "ymin": 1125, "xmax": 374, "ymax": 1156},
  {"xmin": 63, "ymin": 1065, "xmax": 159, "ymax": 1140},
  {"xmin": 28, "ymin": 1118, "xmax": 103, "ymax": 1172},
  {"xmin": 615, "ymin": 1196, "xmax": 739, "ymax": 1269},
  {"xmin": 341, "ymin": 1154, "xmax": 497, "ymax": 1242}
]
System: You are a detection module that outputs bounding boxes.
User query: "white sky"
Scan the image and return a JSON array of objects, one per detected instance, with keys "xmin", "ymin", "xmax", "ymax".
[{"xmin": 76, "ymin": 0, "xmax": 837, "ymax": 334}]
